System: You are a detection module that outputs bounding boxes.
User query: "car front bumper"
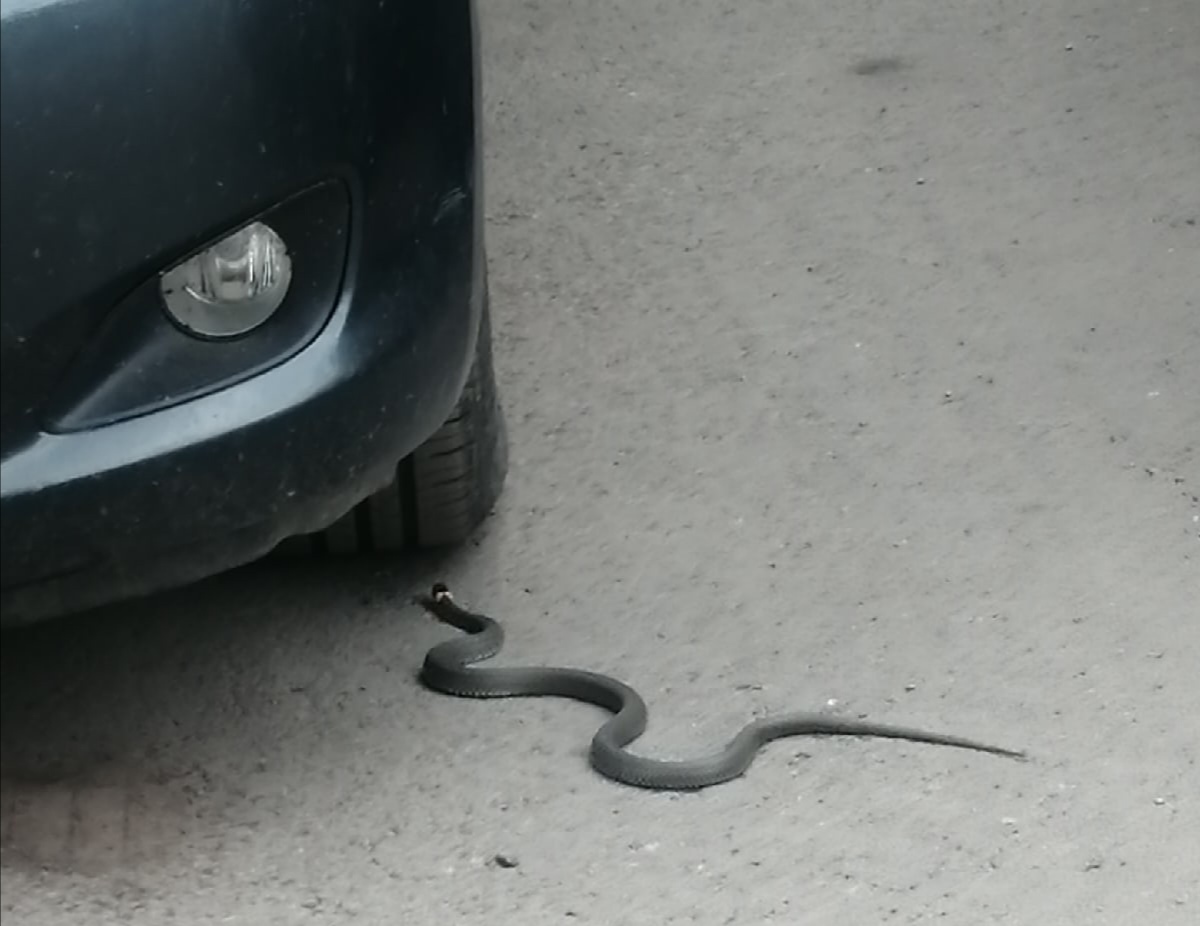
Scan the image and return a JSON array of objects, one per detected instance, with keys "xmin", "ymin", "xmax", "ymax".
[{"xmin": 0, "ymin": 0, "xmax": 486, "ymax": 623}]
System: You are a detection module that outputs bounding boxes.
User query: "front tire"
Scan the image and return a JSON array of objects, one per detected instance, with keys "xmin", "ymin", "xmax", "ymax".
[{"xmin": 290, "ymin": 298, "xmax": 507, "ymax": 555}]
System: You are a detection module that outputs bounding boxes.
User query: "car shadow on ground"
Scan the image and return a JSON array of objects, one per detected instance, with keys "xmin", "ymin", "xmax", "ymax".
[{"xmin": 0, "ymin": 550, "xmax": 465, "ymax": 877}]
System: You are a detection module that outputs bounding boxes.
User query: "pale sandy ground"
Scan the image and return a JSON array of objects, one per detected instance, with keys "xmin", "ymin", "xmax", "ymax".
[{"xmin": 3, "ymin": 1, "xmax": 1198, "ymax": 924}]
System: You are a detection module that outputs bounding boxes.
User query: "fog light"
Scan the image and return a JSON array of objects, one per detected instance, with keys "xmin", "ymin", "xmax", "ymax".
[{"xmin": 160, "ymin": 221, "xmax": 292, "ymax": 338}]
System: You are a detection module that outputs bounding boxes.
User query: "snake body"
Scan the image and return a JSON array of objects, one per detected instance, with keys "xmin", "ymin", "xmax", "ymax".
[{"xmin": 418, "ymin": 585, "xmax": 1026, "ymax": 790}]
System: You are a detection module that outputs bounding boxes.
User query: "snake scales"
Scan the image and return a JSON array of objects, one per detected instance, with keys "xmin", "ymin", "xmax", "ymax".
[{"xmin": 418, "ymin": 584, "xmax": 1026, "ymax": 790}]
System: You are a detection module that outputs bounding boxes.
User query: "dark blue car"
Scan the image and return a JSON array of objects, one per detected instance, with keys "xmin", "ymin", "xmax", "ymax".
[{"xmin": 0, "ymin": 0, "xmax": 507, "ymax": 624}]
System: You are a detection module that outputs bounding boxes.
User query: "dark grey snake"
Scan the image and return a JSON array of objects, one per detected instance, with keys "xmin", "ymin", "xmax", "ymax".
[{"xmin": 418, "ymin": 584, "xmax": 1026, "ymax": 790}]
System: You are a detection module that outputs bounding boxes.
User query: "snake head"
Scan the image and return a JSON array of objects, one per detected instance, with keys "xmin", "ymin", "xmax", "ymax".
[{"xmin": 414, "ymin": 583, "xmax": 455, "ymax": 621}]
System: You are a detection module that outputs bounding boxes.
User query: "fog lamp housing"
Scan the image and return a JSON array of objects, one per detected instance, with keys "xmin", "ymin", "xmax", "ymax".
[{"xmin": 160, "ymin": 221, "xmax": 292, "ymax": 338}]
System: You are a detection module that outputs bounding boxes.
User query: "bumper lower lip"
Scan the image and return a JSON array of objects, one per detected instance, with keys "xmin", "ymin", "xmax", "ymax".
[{"xmin": 0, "ymin": 262, "xmax": 483, "ymax": 626}]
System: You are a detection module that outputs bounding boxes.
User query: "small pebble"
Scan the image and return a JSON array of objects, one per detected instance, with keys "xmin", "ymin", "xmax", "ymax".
[{"xmin": 492, "ymin": 854, "xmax": 520, "ymax": 869}]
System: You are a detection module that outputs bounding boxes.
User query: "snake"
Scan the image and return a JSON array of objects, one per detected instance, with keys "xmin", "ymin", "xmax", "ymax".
[{"xmin": 417, "ymin": 584, "xmax": 1027, "ymax": 790}]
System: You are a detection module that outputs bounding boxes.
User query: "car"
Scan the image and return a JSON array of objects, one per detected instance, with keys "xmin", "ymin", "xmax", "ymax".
[{"xmin": 0, "ymin": 0, "xmax": 507, "ymax": 625}]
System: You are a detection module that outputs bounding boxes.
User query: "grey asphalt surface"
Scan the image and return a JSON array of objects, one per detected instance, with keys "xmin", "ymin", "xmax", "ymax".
[{"xmin": 3, "ymin": 1, "xmax": 1198, "ymax": 924}]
